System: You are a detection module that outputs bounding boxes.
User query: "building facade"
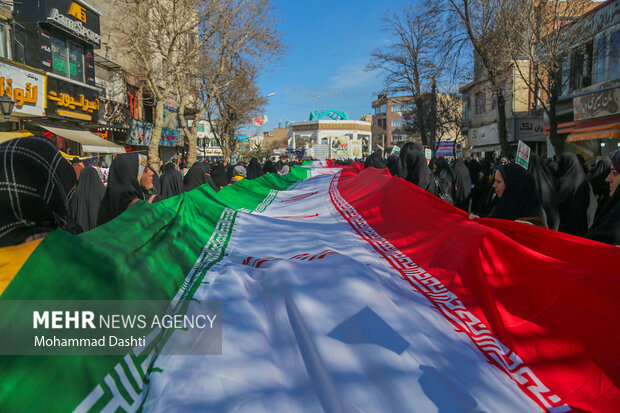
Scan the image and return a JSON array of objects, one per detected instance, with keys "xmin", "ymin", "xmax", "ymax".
[
  {"xmin": 548, "ymin": 0, "xmax": 619, "ymax": 160},
  {"xmin": 460, "ymin": 60, "xmax": 547, "ymax": 158},
  {"xmin": 9, "ymin": 0, "xmax": 123, "ymax": 156},
  {"xmin": 371, "ymin": 93, "xmax": 416, "ymax": 149}
]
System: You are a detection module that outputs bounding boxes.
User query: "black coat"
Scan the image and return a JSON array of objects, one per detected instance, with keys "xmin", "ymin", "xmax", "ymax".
[
  {"xmin": 555, "ymin": 153, "xmax": 593, "ymax": 236},
  {"xmin": 69, "ymin": 166, "xmax": 105, "ymax": 232}
]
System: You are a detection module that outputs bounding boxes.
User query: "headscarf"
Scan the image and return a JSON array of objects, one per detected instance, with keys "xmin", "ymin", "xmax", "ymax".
[
  {"xmin": 555, "ymin": 153, "xmax": 593, "ymax": 236},
  {"xmin": 247, "ymin": 158, "xmax": 264, "ymax": 179},
  {"xmin": 211, "ymin": 164, "xmax": 229, "ymax": 189},
  {"xmin": 610, "ymin": 148, "xmax": 620, "ymax": 171},
  {"xmin": 585, "ymin": 188, "xmax": 620, "ymax": 245},
  {"xmin": 452, "ymin": 159, "xmax": 472, "ymax": 211},
  {"xmin": 386, "ymin": 155, "xmax": 399, "ymax": 176},
  {"xmin": 398, "ymin": 142, "xmax": 421, "ymax": 179},
  {"xmin": 232, "ymin": 165, "xmax": 247, "ymax": 182},
  {"xmin": 161, "ymin": 162, "xmax": 176, "ymax": 175},
  {"xmin": 364, "ymin": 152, "xmax": 387, "ymax": 169},
  {"xmin": 159, "ymin": 169, "xmax": 184, "ymax": 199},
  {"xmin": 98, "ymin": 153, "xmax": 150, "ymax": 225},
  {"xmin": 68, "ymin": 166, "xmax": 105, "ymax": 232},
  {"xmin": 588, "ymin": 159, "xmax": 611, "ymax": 208},
  {"xmin": 584, "ymin": 149, "xmax": 620, "ymax": 245},
  {"xmin": 434, "ymin": 158, "xmax": 455, "ymax": 204},
  {"xmin": 487, "ymin": 164, "xmax": 545, "ymax": 222},
  {"xmin": 403, "ymin": 148, "xmax": 437, "ymax": 196},
  {"xmin": 0, "ymin": 137, "xmax": 78, "ymax": 246},
  {"xmin": 233, "ymin": 165, "xmax": 247, "ymax": 177},
  {"xmin": 528, "ymin": 153, "xmax": 560, "ymax": 230},
  {"xmin": 184, "ymin": 162, "xmax": 217, "ymax": 192},
  {"xmin": 263, "ymin": 160, "xmax": 277, "ymax": 174}
]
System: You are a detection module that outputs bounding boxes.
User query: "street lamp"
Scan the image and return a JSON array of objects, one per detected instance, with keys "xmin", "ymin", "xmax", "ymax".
[
  {"xmin": 267, "ymin": 92, "xmax": 276, "ymax": 97},
  {"xmin": 0, "ymin": 94, "xmax": 15, "ymax": 121}
]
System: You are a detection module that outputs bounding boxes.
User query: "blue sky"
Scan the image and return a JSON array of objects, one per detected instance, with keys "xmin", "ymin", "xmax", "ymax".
[{"xmin": 252, "ymin": 0, "xmax": 409, "ymax": 133}]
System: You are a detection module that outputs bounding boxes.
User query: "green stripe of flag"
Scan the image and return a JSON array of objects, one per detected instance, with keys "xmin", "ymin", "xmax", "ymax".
[{"xmin": 0, "ymin": 166, "xmax": 308, "ymax": 413}]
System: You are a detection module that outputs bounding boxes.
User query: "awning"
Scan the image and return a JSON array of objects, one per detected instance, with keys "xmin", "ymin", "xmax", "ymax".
[
  {"xmin": 0, "ymin": 130, "xmax": 33, "ymax": 144},
  {"xmin": 59, "ymin": 150, "xmax": 91, "ymax": 160},
  {"xmin": 33, "ymin": 121, "xmax": 125, "ymax": 153},
  {"xmin": 544, "ymin": 121, "xmax": 576, "ymax": 136},
  {"xmin": 567, "ymin": 117, "xmax": 620, "ymax": 143},
  {"xmin": 81, "ymin": 144, "xmax": 125, "ymax": 153}
]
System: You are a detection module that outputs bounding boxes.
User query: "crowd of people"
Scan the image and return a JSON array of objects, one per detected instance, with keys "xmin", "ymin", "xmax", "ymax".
[
  {"xmin": 365, "ymin": 142, "xmax": 620, "ymax": 246},
  {"xmin": 1, "ymin": 136, "xmax": 618, "ymax": 248},
  {"xmin": 0, "ymin": 136, "xmax": 300, "ymax": 246}
]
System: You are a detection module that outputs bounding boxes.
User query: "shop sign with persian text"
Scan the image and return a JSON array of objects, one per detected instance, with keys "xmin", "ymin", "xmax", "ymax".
[
  {"xmin": 47, "ymin": 76, "xmax": 99, "ymax": 122},
  {"xmin": 574, "ymin": 88, "xmax": 619, "ymax": 121},
  {"xmin": 0, "ymin": 59, "xmax": 45, "ymax": 117}
]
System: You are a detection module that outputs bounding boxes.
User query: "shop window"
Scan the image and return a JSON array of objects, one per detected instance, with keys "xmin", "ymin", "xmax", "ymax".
[
  {"xmin": 609, "ymin": 30, "xmax": 620, "ymax": 81},
  {"xmin": 51, "ymin": 37, "xmax": 68, "ymax": 76},
  {"xmin": 462, "ymin": 93, "xmax": 471, "ymax": 120},
  {"xmin": 595, "ymin": 30, "xmax": 620, "ymax": 83},
  {"xmin": 69, "ymin": 42, "xmax": 84, "ymax": 82},
  {"xmin": 475, "ymin": 91, "xmax": 485, "ymax": 114},
  {"xmin": 595, "ymin": 35, "xmax": 607, "ymax": 83},
  {"xmin": 51, "ymin": 36, "xmax": 85, "ymax": 83},
  {"xmin": 0, "ymin": 22, "xmax": 9, "ymax": 59}
]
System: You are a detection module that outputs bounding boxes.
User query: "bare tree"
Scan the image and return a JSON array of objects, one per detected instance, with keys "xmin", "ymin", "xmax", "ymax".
[
  {"xmin": 112, "ymin": 0, "xmax": 200, "ymax": 172},
  {"xmin": 367, "ymin": 0, "xmax": 446, "ymax": 147},
  {"xmin": 111, "ymin": 0, "xmax": 282, "ymax": 171},
  {"xmin": 447, "ymin": 0, "xmax": 516, "ymax": 156},
  {"xmin": 206, "ymin": 62, "xmax": 267, "ymax": 162},
  {"xmin": 505, "ymin": 0, "xmax": 597, "ymax": 154},
  {"xmin": 176, "ymin": 0, "xmax": 284, "ymax": 167}
]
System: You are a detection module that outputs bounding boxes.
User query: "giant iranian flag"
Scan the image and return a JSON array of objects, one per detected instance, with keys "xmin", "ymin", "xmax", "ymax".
[{"xmin": 1, "ymin": 163, "xmax": 619, "ymax": 412}]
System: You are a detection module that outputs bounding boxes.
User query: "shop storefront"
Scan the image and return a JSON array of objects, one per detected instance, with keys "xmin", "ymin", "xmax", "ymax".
[
  {"xmin": 13, "ymin": 0, "xmax": 121, "ymax": 156},
  {"xmin": 0, "ymin": 58, "xmax": 45, "ymax": 134},
  {"xmin": 565, "ymin": 87, "xmax": 620, "ymax": 159}
]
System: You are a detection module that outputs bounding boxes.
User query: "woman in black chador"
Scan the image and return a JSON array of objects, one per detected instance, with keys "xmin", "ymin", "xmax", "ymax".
[
  {"xmin": 246, "ymin": 158, "xmax": 264, "ymax": 180},
  {"xmin": 69, "ymin": 166, "xmax": 105, "ymax": 232},
  {"xmin": 483, "ymin": 163, "xmax": 546, "ymax": 226},
  {"xmin": 555, "ymin": 153, "xmax": 595, "ymax": 236},
  {"xmin": 402, "ymin": 148, "xmax": 438, "ymax": 196},
  {"xmin": 452, "ymin": 159, "xmax": 472, "ymax": 212},
  {"xmin": 433, "ymin": 158, "xmax": 455, "ymax": 205},
  {"xmin": 528, "ymin": 153, "xmax": 559, "ymax": 230},
  {"xmin": 158, "ymin": 164, "xmax": 184, "ymax": 200},
  {"xmin": 585, "ymin": 149, "xmax": 620, "ymax": 246},
  {"xmin": 184, "ymin": 162, "xmax": 218, "ymax": 192},
  {"xmin": 97, "ymin": 153, "xmax": 156, "ymax": 225},
  {"xmin": 364, "ymin": 152, "xmax": 387, "ymax": 169}
]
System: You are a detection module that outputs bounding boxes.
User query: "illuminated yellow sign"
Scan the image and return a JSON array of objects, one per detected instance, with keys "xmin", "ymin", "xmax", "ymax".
[
  {"xmin": 56, "ymin": 110, "xmax": 92, "ymax": 121},
  {"xmin": 68, "ymin": 3, "xmax": 86, "ymax": 23},
  {"xmin": 48, "ymin": 91, "xmax": 99, "ymax": 113},
  {"xmin": 0, "ymin": 78, "xmax": 38, "ymax": 107}
]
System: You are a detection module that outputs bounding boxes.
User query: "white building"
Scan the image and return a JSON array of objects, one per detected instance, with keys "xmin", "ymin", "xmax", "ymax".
[
  {"xmin": 288, "ymin": 120, "xmax": 372, "ymax": 160},
  {"xmin": 196, "ymin": 120, "xmax": 223, "ymax": 160}
]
